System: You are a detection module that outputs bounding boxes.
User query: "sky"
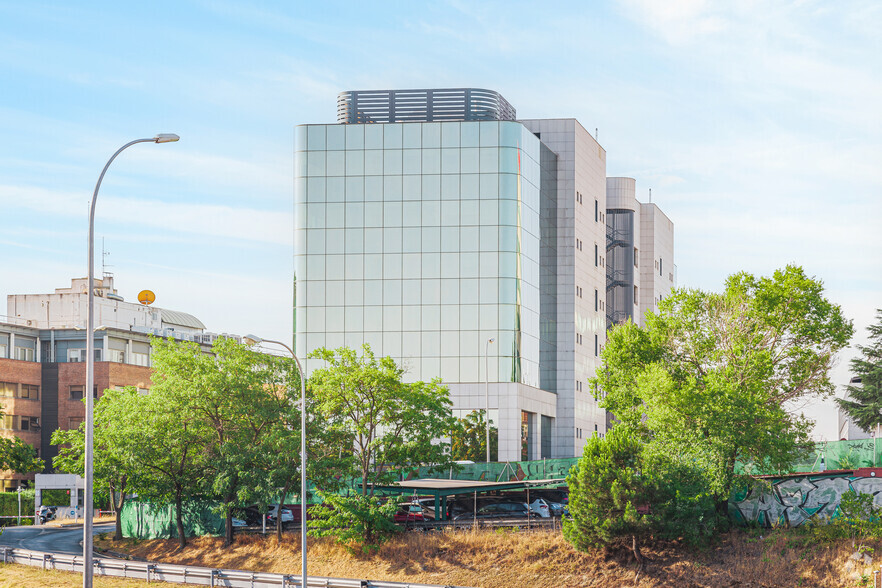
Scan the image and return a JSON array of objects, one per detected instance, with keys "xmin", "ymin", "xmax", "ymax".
[{"xmin": 1, "ymin": 1, "xmax": 879, "ymax": 440}]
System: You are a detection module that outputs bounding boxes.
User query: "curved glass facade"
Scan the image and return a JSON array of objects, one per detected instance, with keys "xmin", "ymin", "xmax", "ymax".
[{"xmin": 295, "ymin": 121, "xmax": 545, "ymax": 386}]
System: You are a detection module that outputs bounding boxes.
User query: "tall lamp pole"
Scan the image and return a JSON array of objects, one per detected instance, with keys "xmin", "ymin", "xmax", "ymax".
[
  {"xmin": 85, "ymin": 134, "xmax": 179, "ymax": 588},
  {"xmin": 485, "ymin": 337, "xmax": 495, "ymax": 464},
  {"xmin": 244, "ymin": 335, "xmax": 307, "ymax": 588}
]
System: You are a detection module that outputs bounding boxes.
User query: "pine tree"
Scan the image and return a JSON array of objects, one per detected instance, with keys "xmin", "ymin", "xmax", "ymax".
[{"xmin": 837, "ymin": 310, "xmax": 882, "ymax": 434}]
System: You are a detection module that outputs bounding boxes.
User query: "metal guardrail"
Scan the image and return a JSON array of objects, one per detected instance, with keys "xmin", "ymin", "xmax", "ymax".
[{"xmin": 0, "ymin": 546, "xmax": 471, "ymax": 588}]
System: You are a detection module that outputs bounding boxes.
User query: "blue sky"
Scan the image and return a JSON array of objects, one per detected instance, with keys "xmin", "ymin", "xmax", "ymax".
[{"xmin": 1, "ymin": 1, "xmax": 879, "ymax": 439}]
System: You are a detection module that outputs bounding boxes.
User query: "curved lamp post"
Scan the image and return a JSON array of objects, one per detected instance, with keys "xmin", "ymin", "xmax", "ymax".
[
  {"xmin": 485, "ymin": 337, "xmax": 495, "ymax": 464},
  {"xmin": 84, "ymin": 134, "xmax": 178, "ymax": 588},
  {"xmin": 243, "ymin": 335, "xmax": 307, "ymax": 588}
]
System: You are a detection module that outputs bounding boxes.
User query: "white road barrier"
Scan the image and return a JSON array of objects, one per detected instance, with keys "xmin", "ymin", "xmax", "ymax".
[{"xmin": 0, "ymin": 546, "xmax": 468, "ymax": 588}]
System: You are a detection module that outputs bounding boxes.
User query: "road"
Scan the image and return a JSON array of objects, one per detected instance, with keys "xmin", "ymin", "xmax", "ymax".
[{"xmin": 0, "ymin": 523, "xmax": 114, "ymax": 555}]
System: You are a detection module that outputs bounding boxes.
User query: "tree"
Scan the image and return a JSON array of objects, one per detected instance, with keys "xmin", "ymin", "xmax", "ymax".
[
  {"xmin": 451, "ymin": 410, "xmax": 498, "ymax": 462},
  {"xmin": 251, "ymin": 365, "xmax": 355, "ymax": 544},
  {"xmin": 564, "ymin": 427, "xmax": 715, "ymax": 578},
  {"xmin": 127, "ymin": 341, "xmax": 210, "ymax": 550},
  {"xmin": 150, "ymin": 336, "xmax": 295, "ymax": 547},
  {"xmin": 308, "ymin": 492, "xmax": 400, "ymax": 554},
  {"xmin": 52, "ymin": 387, "xmax": 142, "ymax": 541},
  {"xmin": 563, "ymin": 426, "xmax": 655, "ymax": 572},
  {"xmin": 308, "ymin": 345, "xmax": 456, "ymax": 496},
  {"xmin": 594, "ymin": 265, "xmax": 853, "ymax": 518},
  {"xmin": 836, "ymin": 309, "xmax": 882, "ymax": 434}
]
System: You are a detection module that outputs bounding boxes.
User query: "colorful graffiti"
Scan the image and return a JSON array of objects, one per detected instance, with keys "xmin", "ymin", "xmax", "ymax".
[{"xmin": 730, "ymin": 472, "xmax": 882, "ymax": 527}]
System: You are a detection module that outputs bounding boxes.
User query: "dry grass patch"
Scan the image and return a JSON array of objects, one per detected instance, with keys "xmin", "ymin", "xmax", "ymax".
[
  {"xmin": 0, "ymin": 563, "xmax": 154, "ymax": 588},
  {"xmin": 96, "ymin": 528, "xmax": 880, "ymax": 588}
]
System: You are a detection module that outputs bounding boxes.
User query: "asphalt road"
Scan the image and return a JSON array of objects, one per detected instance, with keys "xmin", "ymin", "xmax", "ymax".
[{"xmin": 0, "ymin": 523, "xmax": 114, "ymax": 555}]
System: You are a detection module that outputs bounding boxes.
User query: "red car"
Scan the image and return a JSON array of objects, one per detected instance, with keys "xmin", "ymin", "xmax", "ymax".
[{"xmin": 393, "ymin": 503, "xmax": 426, "ymax": 523}]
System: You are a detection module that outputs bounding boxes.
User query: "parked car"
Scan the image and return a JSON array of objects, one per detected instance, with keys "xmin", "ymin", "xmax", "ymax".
[
  {"xmin": 393, "ymin": 503, "xmax": 426, "ymax": 524},
  {"xmin": 267, "ymin": 505, "xmax": 294, "ymax": 523},
  {"xmin": 547, "ymin": 501, "xmax": 566, "ymax": 516},
  {"xmin": 528, "ymin": 498, "xmax": 552, "ymax": 518},
  {"xmin": 453, "ymin": 501, "xmax": 531, "ymax": 521},
  {"xmin": 231, "ymin": 517, "xmax": 248, "ymax": 528}
]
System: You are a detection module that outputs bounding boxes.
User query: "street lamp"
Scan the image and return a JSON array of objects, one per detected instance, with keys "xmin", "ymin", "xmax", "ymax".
[
  {"xmin": 84, "ymin": 134, "xmax": 178, "ymax": 588},
  {"xmin": 243, "ymin": 335, "xmax": 307, "ymax": 588},
  {"xmin": 485, "ymin": 337, "xmax": 495, "ymax": 464}
]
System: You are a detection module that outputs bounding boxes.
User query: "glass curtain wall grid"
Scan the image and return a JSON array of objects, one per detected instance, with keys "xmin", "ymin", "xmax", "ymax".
[
  {"xmin": 337, "ymin": 89, "xmax": 517, "ymax": 125},
  {"xmin": 294, "ymin": 121, "xmax": 545, "ymax": 387},
  {"xmin": 605, "ymin": 209, "xmax": 635, "ymax": 329}
]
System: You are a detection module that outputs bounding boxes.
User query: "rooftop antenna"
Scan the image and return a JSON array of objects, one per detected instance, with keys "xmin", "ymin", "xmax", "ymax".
[
  {"xmin": 101, "ymin": 238, "xmax": 114, "ymax": 280},
  {"xmin": 649, "ymin": 188, "xmax": 652, "ymax": 203},
  {"xmin": 595, "ymin": 128, "xmax": 598, "ymax": 140}
]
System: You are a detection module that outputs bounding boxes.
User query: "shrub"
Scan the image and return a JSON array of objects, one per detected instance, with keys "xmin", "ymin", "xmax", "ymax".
[
  {"xmin": 307, "ymin": 493, "xmax": 400, "ymax": 554},
  {"xmin": 563, "ymin": 426, "xmax": 719, "ymax": 571}
]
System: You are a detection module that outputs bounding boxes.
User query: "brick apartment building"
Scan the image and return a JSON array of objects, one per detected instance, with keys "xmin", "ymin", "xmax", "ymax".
[{"xmin": 0, "ymin": 276, "xmax": 238, "ymax": 490}]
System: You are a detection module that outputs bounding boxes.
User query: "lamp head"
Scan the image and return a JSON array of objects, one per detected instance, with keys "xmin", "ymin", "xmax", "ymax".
[
  {"xmin": 243, "ymin": 334, "xmax": 263, "ymax": 346},
  {"xmin": 153, "ymin": 133, "xmax": 180, "ymax": 143},
  {"xmin": 488, "ymin": 337, "xmax": 496, "ymax": 343}
]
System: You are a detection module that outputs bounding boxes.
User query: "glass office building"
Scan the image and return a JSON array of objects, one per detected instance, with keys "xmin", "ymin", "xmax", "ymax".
[
  {"xmin": 295, "ymin": 120, "xmax": 551, "ymax": 388},
  {"xmin": 294, "ymin": 89, "xmax": 670, "ymax": 460}
]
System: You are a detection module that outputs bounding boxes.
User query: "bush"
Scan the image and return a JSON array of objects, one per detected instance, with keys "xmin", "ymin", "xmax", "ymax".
[
  {"xmin": 307, "ymin": 493, "xmax": 400, "ymax": 554},
  {"xmin": 563, "ymin": 427, "xmax": 718, "ymax": 568}
]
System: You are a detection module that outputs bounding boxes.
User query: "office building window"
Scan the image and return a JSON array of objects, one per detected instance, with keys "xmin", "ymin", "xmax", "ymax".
[
  {"xmin": 20, "ymin": 384, "xmax": 39, "ymax": 400},
  {"xmin": 15, "ymin": 347, "xmax": 35, "ymax": 361},
  {"xmin": 594, "ymin": 199, "xmax": 598, "ymax": 221},
  {"xmin": 634, "ymin": 247, "xmax": 638, "ymax": 267},
  {"xmin": 69, "ymin": 385, "xmax": 99, "ymax": 400},
  {"xmin": 594, "ymin": 334, "xmax": 598, "ymax": 357},
  {"xmin": 660, "ymin": 258, "xmax": 663, "ymax": 276},
  {"xmin": 634, "ymin": 285, "xmax": 639, "ymax": 303},
  {"xmin": 594, "ymin": 244, "xmax": 598, "ymax": 267},
  {"xmin": 594, "ymin": 289, "xmax": 598, "ymax": 312}
]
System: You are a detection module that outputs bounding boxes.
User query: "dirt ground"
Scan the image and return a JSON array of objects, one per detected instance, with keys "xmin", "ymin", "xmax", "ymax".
[{"xmin": 92, "ymin": 527, "xmax": 881, "ymax": 588}]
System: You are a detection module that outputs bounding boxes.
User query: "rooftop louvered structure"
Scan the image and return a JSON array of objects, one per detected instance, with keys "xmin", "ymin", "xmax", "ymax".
[{"xmin": 337, "ymin": 88, "xmax": 516, "ymax": 124}]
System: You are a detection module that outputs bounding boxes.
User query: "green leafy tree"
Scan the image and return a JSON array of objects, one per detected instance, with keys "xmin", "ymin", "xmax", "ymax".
[
  {"xmin": 52, "ymin": 387, "xmax": 142, "ymax": 540},
  {"xmin": 451, "ymin": 410, "xmax": 498, "ymax": 462},
  {"xmin": 251, "ymin": 366, "xmax": 355, "ymax": 544},
  {"xmin": 308, "ymin": 492, "xmax": 400, "ymax": 554},
  {"xmin": 151, "ymin": 336, "xmax": 296, "ymax": 547},
  {"xmin": 128, "ymin": 342, "xmax": 209, "ymax": 550},
  {"xmin": 308, "ymin": 345, "xmax": 456, "ymax": 496},
  {"xmin": 836, "ymin": 309, "xmax": 882, "ymax": 434},
  {"xmin": 595, "ymin": 265, "xmax": 853, "ymax": 518}
]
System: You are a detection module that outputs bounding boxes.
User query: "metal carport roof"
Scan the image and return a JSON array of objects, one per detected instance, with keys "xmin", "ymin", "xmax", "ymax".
[{"xmin": 371, "ymin": 478, "xmax": 566, "ymax": 521}]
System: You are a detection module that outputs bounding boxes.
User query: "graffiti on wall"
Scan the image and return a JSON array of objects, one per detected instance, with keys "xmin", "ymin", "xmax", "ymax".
[{"xmin": 730, "ymin": 474, "xmax": 882, "ymax": 527}]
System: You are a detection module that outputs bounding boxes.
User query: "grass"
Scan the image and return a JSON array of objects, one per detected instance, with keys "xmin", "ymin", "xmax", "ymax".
[
  {"xmin": 0, "ymin": 564, "xmax": 155, "ymax": 588},
  {"xmin": 85, "ymin": 527, "xmax": 882, "ymax": 588}
]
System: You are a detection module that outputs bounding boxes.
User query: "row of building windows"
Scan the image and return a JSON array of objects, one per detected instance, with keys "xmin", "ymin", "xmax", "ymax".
[
  {"xmin": 298, "ymin": 121, "xmax": 532, "ymax": 153},
  {"xmin": 0, "ymin": 382, "xmax": 39, "ymax": 400},
  {"xmin": 0, "ymin": 415, "xmax": 40, "ymax": 431}
]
